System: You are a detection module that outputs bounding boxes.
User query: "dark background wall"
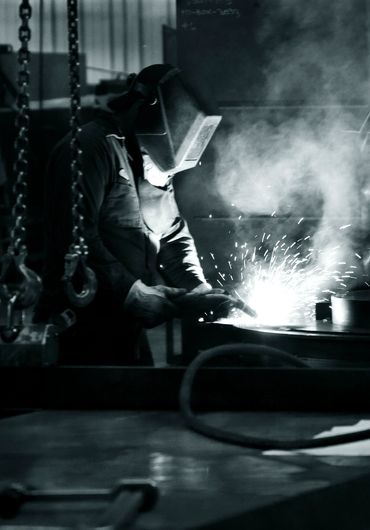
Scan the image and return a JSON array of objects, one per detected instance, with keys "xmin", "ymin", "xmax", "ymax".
[{"xmin": 177, "ymin": 0, "xmax": 369, "ymax": 105}]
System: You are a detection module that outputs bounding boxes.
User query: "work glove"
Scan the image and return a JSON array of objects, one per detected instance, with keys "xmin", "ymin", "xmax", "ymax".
[
  {"xmin": 175, "ymin": 284, "xmax": 257, "ymax": 321},
  {"xmin": 124, "ymin": 279, "xmax": 187, "ymax": 328}
]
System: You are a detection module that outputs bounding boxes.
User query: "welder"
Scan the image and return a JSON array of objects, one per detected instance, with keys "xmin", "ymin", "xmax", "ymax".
[{"xmin": 34, "ymin": 64, "xmax": 251, "ymax": 365}]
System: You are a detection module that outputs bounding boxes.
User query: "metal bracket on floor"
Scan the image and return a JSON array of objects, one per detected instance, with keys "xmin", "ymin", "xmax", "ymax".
[{"xmin": 0, "ymin": 479, "xmax": 159, "ymax": 529}]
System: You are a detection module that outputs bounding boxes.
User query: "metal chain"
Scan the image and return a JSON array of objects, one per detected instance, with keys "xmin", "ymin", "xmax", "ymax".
[
  {"xmin": 63, "ymin": 0, "xmax": 97, "ymax": 307},
  {"xmin": 0, "ymin": 0, "xmax": 42, "ymax": 343},
  {"xmin": 9, "ymin": 0, "xmax": 32, "ymax": 256},
  {"xmin": 67, "ymin": 0, "xmax": 87, "ymax": 255}
]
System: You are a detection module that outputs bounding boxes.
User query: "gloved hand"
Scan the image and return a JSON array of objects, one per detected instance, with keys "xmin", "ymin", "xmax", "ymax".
[
  {"xmin": 124, "ymin": 280, "xmax": 187, "ymax": 328},
  {"xmin": 175, "ymin": 286, "xmax": 257, "ymax": 321}
]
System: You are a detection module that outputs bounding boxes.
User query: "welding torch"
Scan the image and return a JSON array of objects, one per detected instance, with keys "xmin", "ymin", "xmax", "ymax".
[{"xmin": 174, "ymin": 288, "xmax": 257, "ymax": 321}]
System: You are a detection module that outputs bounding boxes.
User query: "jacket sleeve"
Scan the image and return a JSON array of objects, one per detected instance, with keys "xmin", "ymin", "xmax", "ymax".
[
  {"xmin": 44, "ymin": 131, "xmax": 137, "ymax": 304},
  {"xmin": 157, "ymin": 207, "xmax": 209, "ymax": 290}
]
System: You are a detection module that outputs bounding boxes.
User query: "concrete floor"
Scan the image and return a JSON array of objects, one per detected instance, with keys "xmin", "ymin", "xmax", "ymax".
[{"xmin": 2, "ymin": 410, "xmax": 370, "ymax": 529}]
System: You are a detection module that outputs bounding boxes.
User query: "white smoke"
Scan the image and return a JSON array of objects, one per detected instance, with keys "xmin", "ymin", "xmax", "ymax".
[
  {"xmin": 212, "ymin": 0, "xmax": 370, "ymax": 293},
  {"xmin": 259, "ymin": 0, "xmax": 368, "ymax": 105}
]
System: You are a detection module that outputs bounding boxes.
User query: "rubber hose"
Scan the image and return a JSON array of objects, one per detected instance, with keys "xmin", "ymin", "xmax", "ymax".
[{"xmin": 179, "ymin": 343, "xmax": 370, "ymax": 450}]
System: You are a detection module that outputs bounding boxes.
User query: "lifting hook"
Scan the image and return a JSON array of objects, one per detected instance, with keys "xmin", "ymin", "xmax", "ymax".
[
  {"xmin": 0, "ymin": 251, "xmax": 41, "ymax": 309},
  {"xmin": 0, "ymin": 294, "xmax": 22, "ymax": 343},
  {"xmin": 0, "ymin": 251, "xmax": 42, "ymax": 343},
  {"xmin": 63, "ymin": 251, "xmax": 97, "ymax": 307}
]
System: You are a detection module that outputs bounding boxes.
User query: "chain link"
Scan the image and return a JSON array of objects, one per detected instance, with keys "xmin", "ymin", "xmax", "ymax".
[
  {"xmin": 67, "ymin": 0, "xmax": 87, "ymax": 255},
  {"xmin": 9, "ymin": 0, "xmax": 32, "ymax": 256},
  {"xmin": 62, "ymin": 0, "xmax": 97, "ymax": 307}
]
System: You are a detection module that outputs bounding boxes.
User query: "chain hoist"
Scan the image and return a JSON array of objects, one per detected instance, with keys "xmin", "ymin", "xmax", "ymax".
[
  {"xmin": 0, "ymin": 0, "xmax": 41, "ymax": 343},
  {"xmin": 63, "ymin": 0, "xmax": 97, "ymax": 307}
]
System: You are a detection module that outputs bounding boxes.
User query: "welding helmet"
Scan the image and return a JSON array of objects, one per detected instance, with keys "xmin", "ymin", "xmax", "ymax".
[{"xmin": 109, "ymin": 64, "xmax": 221, "ymax": 173}]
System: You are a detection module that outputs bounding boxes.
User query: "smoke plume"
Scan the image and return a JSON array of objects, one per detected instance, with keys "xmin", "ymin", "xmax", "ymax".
[{"xmin": 212, "ymin": 0, "xmax": 370, "ymax": 293}]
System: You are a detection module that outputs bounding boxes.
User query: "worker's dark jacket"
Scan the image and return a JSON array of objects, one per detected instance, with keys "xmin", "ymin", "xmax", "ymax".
[{"xmin": 36, "ymin": 111, "xmax": 207, "ymax": 363}]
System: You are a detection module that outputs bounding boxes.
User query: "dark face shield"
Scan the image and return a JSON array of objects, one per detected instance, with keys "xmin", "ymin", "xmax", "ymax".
[{"xmin": 135, "ymin": 71, "xmax": 221, "ymax": 173}]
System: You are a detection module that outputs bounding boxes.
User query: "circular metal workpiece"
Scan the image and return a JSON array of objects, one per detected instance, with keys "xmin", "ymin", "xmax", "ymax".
[{"xmin": 331, "ymin": 290, "xmax": 370, "ymax": 329}]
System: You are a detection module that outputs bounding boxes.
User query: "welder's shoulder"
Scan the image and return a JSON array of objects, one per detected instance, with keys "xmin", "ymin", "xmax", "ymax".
[
  {"xmin": 50, "ymin": 121, "xmax": 108, "ymax": 158},
  {"xmin": 79, "ymin": 121, "xmax": 112, "ymax": 153}
]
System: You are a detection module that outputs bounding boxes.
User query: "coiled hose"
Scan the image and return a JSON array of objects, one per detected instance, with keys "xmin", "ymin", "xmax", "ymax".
[{"xmin": 179, "ymin": 343, "xmax": 370, "ymax": 450}]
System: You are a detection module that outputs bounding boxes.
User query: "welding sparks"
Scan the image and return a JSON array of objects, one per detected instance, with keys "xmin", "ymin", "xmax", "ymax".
[{"xmin": 210, "ymin": 234, "xmax": 360, "ymax": 327}]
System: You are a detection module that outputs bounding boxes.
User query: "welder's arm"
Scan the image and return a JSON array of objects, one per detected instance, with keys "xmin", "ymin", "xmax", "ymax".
[
  {"xmin": 78, "ymin": 138, "xmax": 190, "ymax": 325},
  {"xmin": 157, "ymin": 201, "xmax": 256, "ymax": 318},
  {"xmin": 157, "ymin": 223, "xmax": 256, "ymax": 319},
  {"xmin": 50, "ymin": 136, "xmax": 137, "ymax": 303},
  {"xmin": 80, "ymin": 139, "xmax": 143, "ymax": 301},
  {"xmin": 158, "ymin": 217, "xmax": 210, "ymax": 290}
]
